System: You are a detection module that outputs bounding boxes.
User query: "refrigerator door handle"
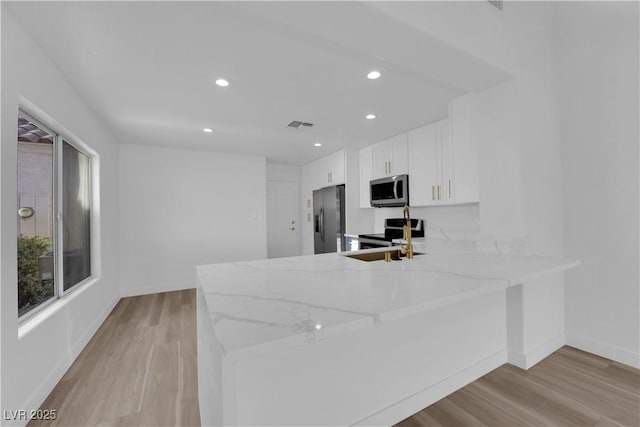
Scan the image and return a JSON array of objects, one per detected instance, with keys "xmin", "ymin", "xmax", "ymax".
[{"xmin": 319, "ymin": 208, "xmax": 325, "ymax": 241}]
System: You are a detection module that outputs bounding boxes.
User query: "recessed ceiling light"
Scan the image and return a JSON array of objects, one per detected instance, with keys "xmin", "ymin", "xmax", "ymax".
[
  {"xmin": 215, "ymin": 78, "xmax": 229, "ymax": 87},
  {"xmin": 366, "ymin": 114, "xmax": 376, "ymax": 120},
  {"xmin": 367, "ymin": 70, "xmax": 381, "ymax": 80},
  {"xmin": 203, "ymin": 128, "xmax": 214, "ymax": 133},
  {"xmin": 314, "ymin": 142, "xmax": 322, "ymax": 147}
]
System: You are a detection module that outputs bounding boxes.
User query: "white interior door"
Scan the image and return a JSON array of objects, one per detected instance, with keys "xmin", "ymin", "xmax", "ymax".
[{"xmin": 267, "ymin": 181, "xmax": 301, "ymax": 258}]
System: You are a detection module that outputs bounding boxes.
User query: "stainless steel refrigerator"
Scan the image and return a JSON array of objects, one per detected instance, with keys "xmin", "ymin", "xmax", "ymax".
[{"xmin": 313, "ymin": 185, "xmax": 346, "ymax": 254}]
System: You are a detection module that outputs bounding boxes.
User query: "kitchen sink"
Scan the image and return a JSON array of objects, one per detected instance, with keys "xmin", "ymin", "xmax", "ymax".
[{"xmin": 344, "ymin": 250, "xmax": 424, "ymax": 262}]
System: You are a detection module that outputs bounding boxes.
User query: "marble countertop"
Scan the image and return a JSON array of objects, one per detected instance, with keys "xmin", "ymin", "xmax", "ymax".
[{"xmin": 197, "ymin": 249, "xmax": 579, "ymax": 361}]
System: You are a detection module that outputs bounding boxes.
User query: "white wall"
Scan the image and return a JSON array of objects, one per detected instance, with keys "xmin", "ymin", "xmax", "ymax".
[
  {"xmin": 556, "ymin": 2, "xmax": 639, "ymax": 367},
  {"xmin": 464, "ymin": 3, "xmax": 563, "ymax": 257},
  {"xmin": 475, "ymin": 80, "xmax": 528, "ymax": 252},
  {"xmin": 370, "ymin": 1, "xmax": 555, "ymax": 77},
  {"xmin": 1, "ymin": 9, "xmax": 121, "ymax": 424},
  {"xmin": 266, "ymin": 161, "xmax": 300, "ymax": 183},
  {"xmin": 373, "ymin": 1, "xmax": 638, "ymax": 367},
  {"xmin": 118, "ymin": 144, "xmax": 267, "ymax": 296}
]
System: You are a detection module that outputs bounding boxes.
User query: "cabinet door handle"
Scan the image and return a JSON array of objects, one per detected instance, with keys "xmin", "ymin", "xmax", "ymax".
[
  {"xmin": 448, "ymin": 180, "xmax": 451, "ymax": 198},
  {"xmin": 437, "ymin": 185, "xmax": 441, "ymax": 200},
  {"xmin": 384, "ymin": 161, "xmax": 388, "ymax": 174},
  {"xmin": 432, "ymin": 185, "xmax": 435, "ymax": 200},
  {"xmin": 388, "ymin": 160, "xmax": 391, "ymax": 173}
]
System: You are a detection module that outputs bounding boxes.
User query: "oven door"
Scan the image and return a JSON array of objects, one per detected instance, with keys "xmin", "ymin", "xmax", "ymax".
[{"xmin": 358, "ymin": 237, "xmax": 394, "ymax": 250}]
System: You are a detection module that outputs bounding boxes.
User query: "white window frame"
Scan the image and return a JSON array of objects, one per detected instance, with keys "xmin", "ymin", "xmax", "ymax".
[{"xmin": 17, "ymin": 106, "xmax": 100, "ymax": 323}]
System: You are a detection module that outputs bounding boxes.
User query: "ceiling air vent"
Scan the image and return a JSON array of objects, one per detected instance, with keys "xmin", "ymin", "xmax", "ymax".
[
  {"xmin": 487, "ymin": 0, "xmax": 503, "ymax": 11},
  {"xmin": 287, "ymin": 121, "xmax": 314, "ymax": 129}
]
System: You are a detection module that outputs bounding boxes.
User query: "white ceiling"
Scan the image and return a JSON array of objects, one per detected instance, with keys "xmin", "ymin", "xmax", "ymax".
[{"xmin": 6, "ymin": 1, "xmax": 512, "ymax": 165}]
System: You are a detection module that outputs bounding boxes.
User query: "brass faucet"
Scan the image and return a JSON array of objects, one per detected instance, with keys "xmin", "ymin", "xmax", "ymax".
[{"xmin": 400, "ymin": 205, "xmax": 413, "ymax": 259}]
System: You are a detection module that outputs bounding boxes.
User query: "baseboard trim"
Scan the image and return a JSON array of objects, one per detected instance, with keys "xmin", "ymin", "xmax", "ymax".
[
  {"xmin": 15, "ymin": 294, "xmax": 120, "ymax": 427},
  {"xmin": 120, "ymin": 281, "xmax": 195, "ymax": 297},
  {"xmin": 567, "ymin": 334, "xmax": 640, "ymax": 369},
  {"xmin": 352, "ymin": 349, "xmax": 508, "ymax": 427},
  {"xmin": 508, "ymin": 334, "xmax": 566, "ymax": 370}
]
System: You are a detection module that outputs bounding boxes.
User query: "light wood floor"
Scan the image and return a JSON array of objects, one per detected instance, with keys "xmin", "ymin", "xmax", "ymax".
[
  {"xmin": 29, "ymin": 290, "xmax": 199, "ymax": 427},
  {"xmin": 30, "ymin": 291, "xmax": 639, "ymax": 427},
  {"xmin": 396, "ymin": 346, "xmax": 640, "ymax": 427}
]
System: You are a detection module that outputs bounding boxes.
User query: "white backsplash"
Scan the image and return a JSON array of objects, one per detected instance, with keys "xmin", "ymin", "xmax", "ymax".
[
  {"xmin": 476, "ymin": 234, "xmax": 532, "ymax": 256},
  {"xmin": 373, "ymin": 203, "xmax": 480, "ymax": 242},
  {"xmin": 372, "ymin": 204, "xmax": 535, "ymax": 255}
]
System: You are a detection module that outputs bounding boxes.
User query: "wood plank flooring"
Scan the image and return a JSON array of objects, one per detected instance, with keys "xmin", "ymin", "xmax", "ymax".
[
  {"xmin": 28, "ymin": 290, "xmax": 199, "ymax": 427},
  {"xmin": 29, "ymin": 290, "xmax": 639, "ymax": 427},
  {"xmin": 396, "ymin": 346, "xmax": 640, "ymax": 427}
]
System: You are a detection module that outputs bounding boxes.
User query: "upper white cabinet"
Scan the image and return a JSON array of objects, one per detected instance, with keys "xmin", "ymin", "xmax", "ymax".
[
  {"xmin": 448, "ymin": 94, "xmax": 478, "ymax": 204},
  {"xmin": 372, "ymin": 134, "xmax": 408, "ymax": 178},
  {"xmin": 302, "ymin": 149, "xmax": 345, "ymax": 193},
  {"xmin": 406, "ymin": 93, "xmax": 478, "ymax": 207},
  {"xmin": 323, "ymin": 149, "xmax": 345, "ymax": 186},
  {"xmin": 357, "ymin": 92, "xmax": 478, "ymax": 208},
  {"xmin": 358, "ymin": 145, "xmax": 373, "ymax": 208},
  {"xmin": 408, "ymin": 119, "xmax": 454, "ymax": 206}
]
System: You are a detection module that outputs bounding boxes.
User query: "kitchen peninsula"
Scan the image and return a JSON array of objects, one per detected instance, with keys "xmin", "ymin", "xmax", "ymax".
[{"xmin": 197, "ymin": 249, "xmax": 579, "ymax": 426}]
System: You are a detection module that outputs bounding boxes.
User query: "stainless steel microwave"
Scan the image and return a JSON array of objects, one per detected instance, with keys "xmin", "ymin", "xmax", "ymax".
[{"xmin": 370, "ymin": 174, "xmax": 409, "ymax": 207}]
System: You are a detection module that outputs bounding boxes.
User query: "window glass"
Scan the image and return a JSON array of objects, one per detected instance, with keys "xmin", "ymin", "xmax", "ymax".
[
  {"xmin": 17, "ymin": 116, "xmax": 56, "ymax": 316},
  {"xmin": 17, "ymin": 111, "xmax": 95, "ymax": 319},
  {"xmin": 62, "ymin": 141, "xmax": 91, "ymax": 291}
]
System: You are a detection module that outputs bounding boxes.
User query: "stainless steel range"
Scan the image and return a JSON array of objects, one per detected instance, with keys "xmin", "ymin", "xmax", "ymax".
[{"xmin": 358, "ymin": 218, "xmax": 424, "ymax": 249}]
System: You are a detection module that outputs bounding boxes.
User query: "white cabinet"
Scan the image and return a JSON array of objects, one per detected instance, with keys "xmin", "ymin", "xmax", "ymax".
[
  {"xmin": 449, "ymin": 94, "xmax": 478, "ymax": 204},
  {"xmin": 358, "ymin": 145, "xmax": 373, "ymax": 208},
  {"xmin": 325, "ymin": 150, "xmax": 345, "ymax": 186},
  {"xmin": 357, "ymin": 92, "xmax": 478, "ymax": 208},
  {"xmin": 407, "ymin": 94, "xmax": 479, "ymax": 207},
  {"xmin": 440, "ymin": 119, "xmax": 454, "ymax": 203},
  {"xmin": 372, "ymin": 134, "xmax": 408, "ymax": 178},
  {"xmin": 303, "ymin": 150, "xmax": 345, "ymax": 192},
  {"xmin": 408, "ymin": 119, "xmax": 453, "ymax": 206}
]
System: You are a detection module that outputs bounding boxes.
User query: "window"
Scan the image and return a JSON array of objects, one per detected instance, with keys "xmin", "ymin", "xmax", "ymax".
[{"xmin": 17, "ymin": 110, "xmax": 95, "ymax": 319}]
